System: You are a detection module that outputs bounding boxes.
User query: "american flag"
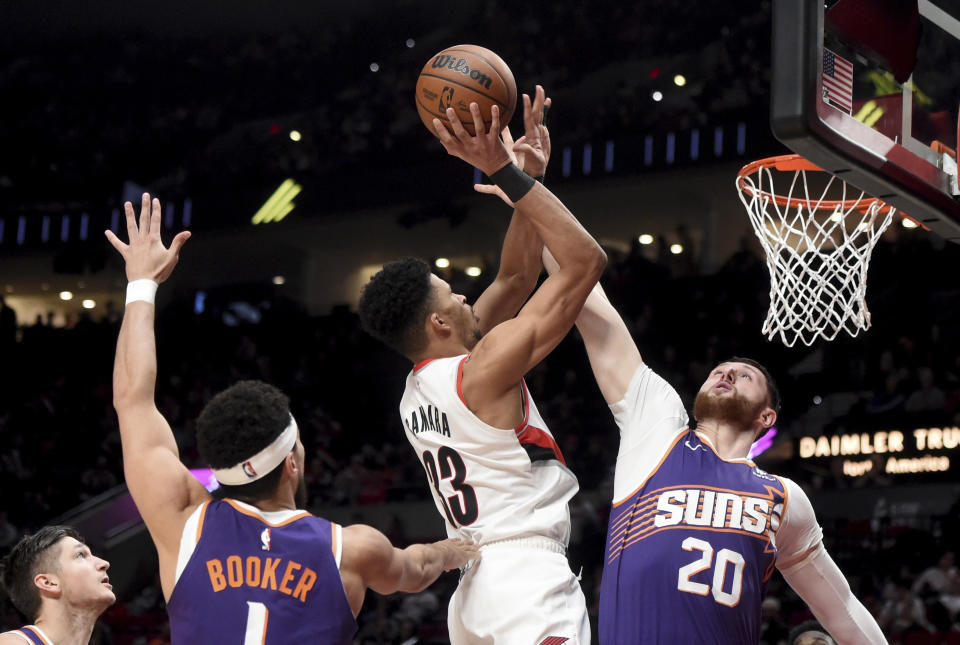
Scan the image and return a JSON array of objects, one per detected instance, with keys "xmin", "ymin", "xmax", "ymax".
[{"xmin": 822, "ymin": 48, "xmax": 854, "ymax": 113}]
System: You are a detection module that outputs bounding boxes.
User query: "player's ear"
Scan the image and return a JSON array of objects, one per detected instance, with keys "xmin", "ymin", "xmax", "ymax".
[
  {"xmin": 426, "ymin": 312, "xmax": 450, "ymax": 337},
  {"xmin": 759, "ymin": 407, "xmax": 777, "ymax": 431},
  {"xmin": 284, "ymin": 452, "xmax": 298, "ymax": 475},
  {"xmin": 34, "ymin": 572, "xmax": 61, "ymax": 596}
]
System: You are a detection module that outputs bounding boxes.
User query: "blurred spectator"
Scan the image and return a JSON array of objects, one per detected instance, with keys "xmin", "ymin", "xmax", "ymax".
[
  {"xmin": 904, "ymin": 367, "xmax": 946, "ymax": 413},
  {"xmin": 760, "ymin": 596, "xmax": 790, "ymax": 645},
  {"xmin": 877, "ymin": 578, "xmax": 937, "ymax": 639}
]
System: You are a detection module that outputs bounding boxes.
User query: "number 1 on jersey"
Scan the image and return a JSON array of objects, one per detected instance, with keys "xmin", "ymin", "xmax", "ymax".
[{"xmin": 244, "ymin": 601, "xmax": 268, "ymax": 644}]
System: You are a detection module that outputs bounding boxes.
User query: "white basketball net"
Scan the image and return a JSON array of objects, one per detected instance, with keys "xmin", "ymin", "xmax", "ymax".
[{"xmin": 737, "ymin": 159, "xmax": 895, "ymax": 347}]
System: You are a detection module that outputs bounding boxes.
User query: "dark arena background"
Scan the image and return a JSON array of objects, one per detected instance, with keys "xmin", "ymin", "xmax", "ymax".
[{"xmin": 2, "ymin": 1, "xmax": 960, "ymax": 643}]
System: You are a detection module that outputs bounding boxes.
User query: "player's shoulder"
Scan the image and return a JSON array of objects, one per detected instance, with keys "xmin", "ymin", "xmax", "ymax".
[
  {"xmin": 339, "ymin": 524, "xmax": 391, "ymax": 570},
  {"xmin": 769, "ymin": 473, "xmax": 809, "ymax": 500},
  {"xmin": 0, "ymin": 630, "xmax": 34, "ymax": 644}
]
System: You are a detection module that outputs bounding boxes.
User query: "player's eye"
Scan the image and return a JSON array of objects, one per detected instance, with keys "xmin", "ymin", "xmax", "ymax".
[{"xmin": 741, "ymin": 373, "xmax": 752, "ymax": 380}]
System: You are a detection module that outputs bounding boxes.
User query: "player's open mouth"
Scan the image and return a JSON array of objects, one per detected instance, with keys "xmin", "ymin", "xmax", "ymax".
[
  {"xmin": 101, "ymin": 576, "xmax": 111, "ymax": 588},
  {"xmin": 714, "ymin": 382, "xmax": 732, "ymax": 392}
]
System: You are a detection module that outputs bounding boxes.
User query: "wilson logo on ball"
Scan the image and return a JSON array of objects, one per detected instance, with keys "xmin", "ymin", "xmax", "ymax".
[{"xmin": 430, "ymin": 55, "xmax": 493, "ymax": 90}]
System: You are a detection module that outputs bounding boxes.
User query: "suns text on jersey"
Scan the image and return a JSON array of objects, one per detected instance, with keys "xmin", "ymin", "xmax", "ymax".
[
  {"xmin": 652, "ymin": 488, "xmax": 782, "ymax": 535},
  {"xmin": 205, "ymin": 555, "xmax": 317, "ymax": 603},
  {"xmin": 404, "ymin": 404, "xmax": 451, "ymax": 437}
]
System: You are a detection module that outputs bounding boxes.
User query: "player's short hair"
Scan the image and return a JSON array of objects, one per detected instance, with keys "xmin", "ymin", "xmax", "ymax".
[
  {"xmin": 788, "ymin": 620, "xmax": 834, "ymax": 645},
  {"xmin": 357, "ymin": 257, "xmax": 435, "ymax": 356},
  {"xmin": 196, "ymin": 380, "xmax": 292, "ymax": 503},
  {"xmin": 721, "ymin": 356, "xmax": 781, "ymax": 412},
  {"xmin": 1, "ymin": 525, "xmax": 83, "ymax": 621}
]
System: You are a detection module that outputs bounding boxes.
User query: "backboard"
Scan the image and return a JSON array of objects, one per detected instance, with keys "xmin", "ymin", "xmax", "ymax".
[{"xmin": 771, "ymin": 0, "xmax": 960, "ymax": 242}]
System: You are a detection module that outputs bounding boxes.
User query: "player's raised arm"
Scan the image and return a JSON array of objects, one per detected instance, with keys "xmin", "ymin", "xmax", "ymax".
[
  {"xmin": 471, "ymin": 86, "xmax": 552, "ymax": 334},
  {"xmin": 542, "ymin": 247, "xmax": 642, "ymax": 404},
  {"xmin": 338, "ymin": 524, "xmax": 479, "ymax": 615},
  {"xmin": 775, "ymin": 480, "xmax": 887, "ymax": 644},
  {"xmin": 433, "ymin": 102, "xmax": 606, "ymax": 403},
  {"xmin": 105, "ymin": 193, "xmax": 208, "ymax": 594}
]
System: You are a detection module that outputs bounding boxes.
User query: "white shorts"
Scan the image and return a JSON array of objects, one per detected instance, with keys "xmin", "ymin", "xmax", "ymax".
[{"xmin": 447, "ymin": 537, "xmax": 590, "ymax": 645}]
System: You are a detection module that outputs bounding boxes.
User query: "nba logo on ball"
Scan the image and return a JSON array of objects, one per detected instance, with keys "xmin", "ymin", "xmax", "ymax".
[
  {"xmin": 242, "ymin": 461, "xmax": 258, "ymax": 478},
  {"xmin": 439, "ymin": 87, "xmax": 454, "ymax": 111},
  {"xmin": 415, "ymin": 44, "xmax": 517, "ymax": 137}
]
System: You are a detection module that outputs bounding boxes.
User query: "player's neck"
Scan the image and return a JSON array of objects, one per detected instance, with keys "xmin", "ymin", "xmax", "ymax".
[
  {"xmin": 411, "ymin": 339, "xmax": 470, "ymax": 364},
  {"xmin": 35, "ymin": 602, "xmax": 100, "ymax": 645},
  {"xmin": 247, "ymin": 488, "xmax": 299, "ymax": 513},
  {"xmin": 695, "ymin": 421, "xmax": 754, "ymax": 460}
]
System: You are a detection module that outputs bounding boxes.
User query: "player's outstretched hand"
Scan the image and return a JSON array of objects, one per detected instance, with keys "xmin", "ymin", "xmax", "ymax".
[
  {"xmin": 513, "ymin": 84, "xmax": 552, "ymax": 179},
  {"xmin": 435, "ymin": 538, "xmax": 481, "ymax": 571},
  {"xmin": 104, "ymin": 192, "xmax": 191, "ymax": 283},
  {"xmin": 433, "ymin": 103, "xmax": 512, "ymax": 177},
  {"xmin": 474, "ymin": 85, "xmax": 552, "ymax": 206}
]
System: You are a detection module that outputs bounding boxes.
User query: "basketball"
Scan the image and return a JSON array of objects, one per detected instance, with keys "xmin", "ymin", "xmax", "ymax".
[{"xmin": 415, "ymin": 44, "xmax": 517, "ymax": 137}]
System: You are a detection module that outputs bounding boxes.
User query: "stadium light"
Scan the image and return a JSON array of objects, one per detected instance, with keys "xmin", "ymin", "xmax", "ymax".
[{"xmin": 252, "ymin": 179, "xmax": 302, "ymax": 225}]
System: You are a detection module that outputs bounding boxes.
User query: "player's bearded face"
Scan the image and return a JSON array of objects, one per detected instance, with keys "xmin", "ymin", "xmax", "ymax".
[
  {"xmin": 692, "ymin": 387, "xmax": 764, "ymax": 427},
  {"xmin": 460, "ymin": 306, "xmax": 482, "ymax": 349}
]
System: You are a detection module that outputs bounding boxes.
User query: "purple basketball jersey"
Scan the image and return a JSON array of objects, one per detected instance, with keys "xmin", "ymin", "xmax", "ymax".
[
  {"xmin": 167, "ymin": 499, "xmax": 356, "ymax": 644},
  {"xmin": 600, "ymin": 429, "xmax": 786, "ymax": 644}
]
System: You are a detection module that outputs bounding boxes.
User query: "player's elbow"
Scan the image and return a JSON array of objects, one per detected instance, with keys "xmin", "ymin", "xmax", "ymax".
[
  {"xmin": 586, "ymin": 243, "xmax": 607, "ymax": 279},
  {"xmin": 112, "ymin": 370, "xmax": 156, "ymax": 411},
  {"xmin": 572, "ymin": 244, "xmax": 606, "ymax": 294}
]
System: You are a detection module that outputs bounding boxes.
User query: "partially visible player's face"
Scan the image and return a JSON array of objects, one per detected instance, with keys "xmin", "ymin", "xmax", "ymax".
[
  {"xmin": 693, "ymin": 362, "xmax": 770, "ymax": 429},
  {"xmin": 430, "ymin": 275, "xmax": 481, "ymax": 349},
  {"xmin": 48, "ymin": 537, "xmax": 116, "ymax": 610},
  {"xmin": 293, "ymin": 436, "xmax": 308, "ymax": 509},
  {"xmin": 794, "ymin": 631, "xmax": 835, "ymax": 645}
]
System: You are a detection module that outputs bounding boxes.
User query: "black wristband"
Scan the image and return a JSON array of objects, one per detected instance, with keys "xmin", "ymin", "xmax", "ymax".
[
  {"xmin": 534, "ymin": 175, "xmax": 545, "ymax": 184},
  {"xmin": 490, "ymin": 164, "xmax": 536, "ymax": 203}
]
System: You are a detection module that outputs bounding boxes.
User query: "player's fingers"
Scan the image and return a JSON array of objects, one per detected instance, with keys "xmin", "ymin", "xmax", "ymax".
[
  {"xmin": 489, "ymin": 104, "xmax": 500, "ymax": 138},
  {"xmin": 469, "ymin": 102, "xmax": 485, "ymax": 137},
  {"xmin": 432, "ymin": 118, "xmax": 454, "ymax": 145},
  {"xmin": 123, "ymin": 201, "xmax": 137, "ymax": 239},
  {"xmin": 522, "ymin": 92, "xmax": 534, "ymax": 131},
  {"xmin": 447, "ymin": 107, "xmax": 469, "ymax": 141},
  {"xmin": 534, "ymin": 85, "xmax": 546, "ymax": 118},
  {"xmin": 150, "ymin": 197, "xmax": 162, "ymax": 237},
  {"xmin": 139, "ymin": 193, "xmax": 151, "ymax": 236},
  {"xmin": 169, "ymin": 230, "xmax": 191, "ymax": 256},
  {"xmin": 473, "ymin": 183, "xmax": 499, "ymax": 194},
  {"xmin": 104, "ymin": 229, "xmax": 127, "ymax": 253}
]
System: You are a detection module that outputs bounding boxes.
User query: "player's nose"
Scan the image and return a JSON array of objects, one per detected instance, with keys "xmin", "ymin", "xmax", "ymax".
[{"xmin": 97, "ymin": 557, "xmax": 110, "ymax": 571}]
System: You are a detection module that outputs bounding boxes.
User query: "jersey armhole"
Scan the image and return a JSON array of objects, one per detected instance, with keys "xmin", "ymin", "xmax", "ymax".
[
  {"xmin": 174, "ymin": 501, "xmax": 209, "ymax": 584},
  {"xmin": 3, "ymin": 630, "xmax": 35, "ymax": 644},
  {"xmin": 331, "ymin": 522, "xmax": 343, "ymax": 569}
]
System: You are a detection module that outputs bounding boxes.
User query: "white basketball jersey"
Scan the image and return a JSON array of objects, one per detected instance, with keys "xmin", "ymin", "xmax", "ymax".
[{"xmin": 399, "ymin": 355, "xmax": 578, "ymax": 546}]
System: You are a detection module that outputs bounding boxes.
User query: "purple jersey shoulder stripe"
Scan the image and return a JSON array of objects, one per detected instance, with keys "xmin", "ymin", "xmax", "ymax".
[{"xmin": 6, "ymin": 626, "xmax": 49, "ymax": 644}]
